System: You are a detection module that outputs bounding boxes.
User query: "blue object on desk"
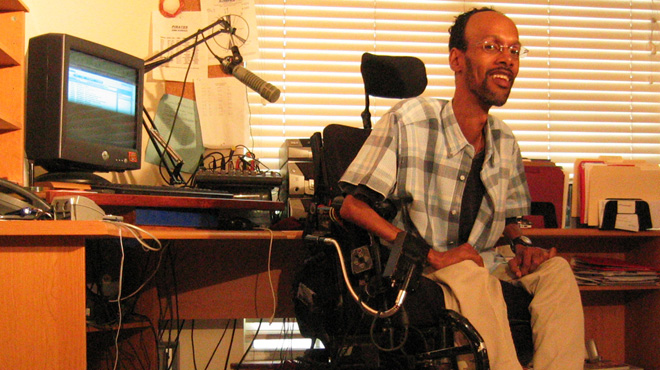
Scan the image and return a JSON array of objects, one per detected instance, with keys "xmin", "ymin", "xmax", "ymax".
[{"xmin": 135, "ymin": 208, "xmax": 220, "ymax": 228}]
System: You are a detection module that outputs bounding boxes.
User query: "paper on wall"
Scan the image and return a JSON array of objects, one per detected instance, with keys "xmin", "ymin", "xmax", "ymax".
[
  {"xmin": 150, "ymin": 10, "xmax": 208, "ymax": 82},
  {"xmin": 200, "ymin": 0, "xmax": 260, "ymax": 63},
  {"xmin": 194, "ymin": 77, "xmax": 249, "ymax": 149}
]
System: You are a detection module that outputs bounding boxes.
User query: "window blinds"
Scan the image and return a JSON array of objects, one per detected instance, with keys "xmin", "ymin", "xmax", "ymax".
[{"xmin": 243, "ymin": 0, "xmax": 660, "ymax": 176}]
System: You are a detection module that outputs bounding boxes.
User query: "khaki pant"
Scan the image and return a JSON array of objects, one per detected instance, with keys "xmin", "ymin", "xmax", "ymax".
[{"xmin": 425, "ymin": 257, "xmax": 585, "ymax": 370}]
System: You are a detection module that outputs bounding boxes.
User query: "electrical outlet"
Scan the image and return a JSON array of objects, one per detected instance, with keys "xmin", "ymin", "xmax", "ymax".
[{"xmin": 158, "ymin": 342, "xmax": 179, "ymax": 370}]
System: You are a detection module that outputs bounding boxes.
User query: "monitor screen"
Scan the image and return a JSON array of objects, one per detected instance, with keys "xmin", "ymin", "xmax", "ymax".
[
  {"xmin": 67, "ymin": 50, "xmax": 138, "ymax": 149},
  {"xmin": 26, "ymin": 33, "xmax": 144, "ymax": 183}
]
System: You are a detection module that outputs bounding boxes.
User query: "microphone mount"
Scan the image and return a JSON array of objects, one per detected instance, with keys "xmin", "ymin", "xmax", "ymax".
[
  {"xmin": 145, "ymin": 15, "xmax": 236, "ymax": 72},
  {"xmin": 142, "ymin": 15, "xmax": 238, "ymax": 185},
  {"xmin": 221, "ymin": 45, "xmax": 243, "ymax": 72},
  {"xmin": 142, "ymin": 107, "xmax": 185, "ymax": 185},
  {"xmin": 142, "ymin": 15, "xmax": 280, "ymax": 184}
]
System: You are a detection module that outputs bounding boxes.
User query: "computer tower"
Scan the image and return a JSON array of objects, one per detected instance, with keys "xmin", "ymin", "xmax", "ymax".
[{"xmin": 279, "ymin": 139, "xmax": 313, "ymax": 220}]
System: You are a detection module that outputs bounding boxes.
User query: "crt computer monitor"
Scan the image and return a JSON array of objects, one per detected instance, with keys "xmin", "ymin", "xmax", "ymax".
[{"xmin": 26, "ymin": 33, "xmax": 144, "ymax": 184}]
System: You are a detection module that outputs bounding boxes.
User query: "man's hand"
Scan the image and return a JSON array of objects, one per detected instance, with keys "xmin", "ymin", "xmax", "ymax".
[
  {"xmin": 427, "ymin": 243, "xmax": 484, "ymax": 271},
  {"xmin": 508, "ymin": 245, "xmax": 557, "ymax": 278}
]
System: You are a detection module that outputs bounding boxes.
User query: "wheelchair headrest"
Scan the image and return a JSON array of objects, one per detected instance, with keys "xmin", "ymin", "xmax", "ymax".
[{"xmin": 361, "ymin": 52, "xmax": 428, "ymax": 99}]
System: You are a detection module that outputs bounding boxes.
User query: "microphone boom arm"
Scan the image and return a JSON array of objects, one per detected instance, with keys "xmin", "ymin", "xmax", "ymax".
[
  {"xmin": 142, "ymin": 16, "xmax": 236, "ymax": 184},
  {"xmin": 140, "ymin": 15, "xmax": 280, "ymax": 184},
  {"xmin": 142, "ymin": 108, "xmax": 185, "ymax": 185},
  {"xmin": 145, "ymin": 16, "xmax": 234, "ymax": 72}
]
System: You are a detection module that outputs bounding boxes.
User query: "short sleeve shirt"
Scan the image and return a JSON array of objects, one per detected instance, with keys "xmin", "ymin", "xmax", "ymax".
[{"xmin": 339, "ymin": 97, "xmax": 531, "ymax": 253}]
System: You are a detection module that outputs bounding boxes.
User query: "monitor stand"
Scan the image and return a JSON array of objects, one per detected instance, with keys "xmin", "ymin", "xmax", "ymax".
[{"xmin": 34, "ymin": 171, "xmax": 112, "ymax": 185}]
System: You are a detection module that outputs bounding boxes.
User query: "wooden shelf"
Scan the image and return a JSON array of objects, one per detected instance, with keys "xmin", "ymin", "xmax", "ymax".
[
  {"xmin": 0, "ymin": 220, "xmax": 302, "ymax": 241},
  {"xmin": 44, "ymin": 189, "xmax": 285, "ymax": 211},
  {"xmin": 524, "ymin": 227, "xmax": 660, "ymax": 238},
  {"xmin": 0, "ymin": 112, "xmax": 20, "ymax": 131},
  {"xmin": 579, "ymin": 284, "xmax": 660, "ymax": 292},
  {"xmin": 87, "ymin": 320, "xmax": 152, "ymax": 333},
  {"xmin": 0, "ymin": 220, "xmax": 115, "ymax": 236},
  {"xmin": 0, "ymin": 0, "xmax": 26, "ymax": 183},
  {"xmin": 0, "ymin": 39, "xmax": 19, "ymax": 67},
  {"xmin": 512, "ymin": 226, "xmax": 660, "ymax": 369},
  {"xmin": 0, "ymin": 7, "xmax": 25, "ymax": 68},
  {"xmin": 0, "ymin": 0, "xmax": 28, "ymax": 12}
]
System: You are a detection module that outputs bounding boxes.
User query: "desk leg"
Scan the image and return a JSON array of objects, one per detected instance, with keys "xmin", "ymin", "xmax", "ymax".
[{"xmin": 0, "ymin": 236, "xmax": 87, "ymax": 370}]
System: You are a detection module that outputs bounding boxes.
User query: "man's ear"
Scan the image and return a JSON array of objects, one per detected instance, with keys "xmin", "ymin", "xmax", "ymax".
[{"xmin": 449, "ymin": 48, "xmax": 463, "ymax": 72}]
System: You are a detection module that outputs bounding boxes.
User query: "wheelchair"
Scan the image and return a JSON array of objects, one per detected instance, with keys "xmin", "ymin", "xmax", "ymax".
[
  {"xmin": 291, "ymin": 53, "xmax": 491, "ymax": 369},
  {"xmin": 294, "ymin": 126, "xmax": 489, "ymax": 369}
]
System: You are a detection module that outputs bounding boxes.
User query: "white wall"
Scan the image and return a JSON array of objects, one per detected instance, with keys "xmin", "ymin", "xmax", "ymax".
[
  {"xmin": 24, "ymin": 1, "xmax": 154, "ymax": 57},
  {"xmin": 24, "ymin": 0, "xmax": 167, "ymax": 185}
]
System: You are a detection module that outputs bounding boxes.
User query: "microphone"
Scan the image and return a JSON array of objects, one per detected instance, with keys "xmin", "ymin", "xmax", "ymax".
[{"xmin": 222, "ymin": 60, "xmax": 281, "ymax": 103}]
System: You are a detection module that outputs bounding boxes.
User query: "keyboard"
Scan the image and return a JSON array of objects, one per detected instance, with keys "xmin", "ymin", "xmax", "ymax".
[
  {"xmin": 194, "ymin": 170, "xmax": 283, "ymax": 189},
  {"xmin": 89, "ymin": 183, "xmax": 234, "ymax": 199}
]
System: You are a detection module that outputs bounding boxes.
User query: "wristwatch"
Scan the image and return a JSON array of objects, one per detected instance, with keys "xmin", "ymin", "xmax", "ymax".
[{"xmin": 510, "ymin": 235, "xmax": 533, "ymax": 252}]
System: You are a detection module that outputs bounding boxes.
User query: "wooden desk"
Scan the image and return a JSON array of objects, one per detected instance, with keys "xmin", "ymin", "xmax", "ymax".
[
  {"xmin": 146, "ymin": 227, "xmax": 304, "ymax": 320},
  {"xmin": 4, "ymin": 221, "xmax": 659, "ymax": 370},
  {"xmin": 0, "ymin": 221, "xmax": 303, "ymax": 370}
]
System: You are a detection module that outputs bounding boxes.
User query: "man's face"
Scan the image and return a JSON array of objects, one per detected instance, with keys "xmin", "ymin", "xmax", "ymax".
[{"xmin": 459, "ymin": 11, "xmax": 521, "ymax": 108}]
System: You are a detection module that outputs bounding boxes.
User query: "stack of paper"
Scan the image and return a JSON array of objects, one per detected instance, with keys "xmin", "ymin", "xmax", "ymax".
[
  {"xmin": 571, "ymin": 256, "xmax": 659, "ymax": 286},
  {"xmin": 572, "ymin": 156, "xmax": 660, "ymax": 227}
]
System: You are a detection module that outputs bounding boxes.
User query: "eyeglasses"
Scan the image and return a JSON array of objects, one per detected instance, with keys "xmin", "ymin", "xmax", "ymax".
[{"xmin": 476, "ymin": 41, "xmax": 529, "ymax": 59}]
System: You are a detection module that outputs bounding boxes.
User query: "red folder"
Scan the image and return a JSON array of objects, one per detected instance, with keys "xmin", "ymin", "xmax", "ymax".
[{"xmin": 524, "ymin": 163, "xmax": 565, "ymax": 228}]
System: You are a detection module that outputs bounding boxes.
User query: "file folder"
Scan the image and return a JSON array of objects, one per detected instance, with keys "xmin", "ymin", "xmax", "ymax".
[
  {"xmin": 524, "ymin": 162, "xmax": 566, "ymax": 228},
  {"xmin": 586, "ymin": 164, "xmax": 660, "ymax": 226}
]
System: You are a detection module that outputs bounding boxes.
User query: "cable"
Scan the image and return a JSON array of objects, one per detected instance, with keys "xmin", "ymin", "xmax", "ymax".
[
  {"xmin": 223, "ymin": 319, "xmax": 238, "ymax": 370},
  {"xmin": 285, "ymin": 318, "xmax": 295, "ymax": 363},
  {"xmin": 278, "ymin": 318, "xmax": 292, "ymax": 364},
  {"xmin": 258, "ymin": 227, "xmax": 278, "ymax": 323},
  {"xmin": 235, "ymin": 318, "xmax": 262, "ymax": 369},
  {"xmin": 149, "ymin": 32, "xmax": 199, "ymax": 185},
  {"xmin": 103, "ymin": 220, "xmax": 162, "ymax": 252},
  {"xmin": 102, "ymin": 221, "xmax": 164, "ymax": 303},
  {"xmin": 112, "ymin": 226, "xmax": 126, "ymax": 370},
  {"xmin": 164, "ymin": 320, "xmax": 185, "ymax": 370},
  {"xmin": 203, "ymin": 319, "xmax": 231, "ymax": 370},
  {"xmin": 191, "ymin": 319, "xmax": 199, "ymax": 370},
  {"xmin": 131, "ymin": 312, "xmax": 160, "ymax": 369},
  {"xmin": 195, "ymin": 145, "xmax": 276, "ymax": 179},
  {"xmin": 369, "ymin": 308, "xmax": 409, "ymax": 353},
  {"xmin": 94, "ymin": 222, "xmax": 161, "ymax": 370},
  {"xmin": 161, "ymin": 246, "xmax": 183, "ymax": 370}
]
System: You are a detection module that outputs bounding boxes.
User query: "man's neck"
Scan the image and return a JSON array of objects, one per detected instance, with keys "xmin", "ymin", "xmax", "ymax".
[{"xmin": 452, "ymin": 95, "xmax": 489, "ymax": 149}]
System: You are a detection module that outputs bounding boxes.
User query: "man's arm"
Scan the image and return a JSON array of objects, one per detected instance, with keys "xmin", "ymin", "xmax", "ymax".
[
  {"xmin": 503, "ymin": 222, "xmax": 557, "ymax": 278},
  {"xmin": 340, "ymin": 194, "xmax": 484, "ymax": 270},
  {"xmin": 339, "ymin": 194, "xmax": 401, "ymax": 243}
]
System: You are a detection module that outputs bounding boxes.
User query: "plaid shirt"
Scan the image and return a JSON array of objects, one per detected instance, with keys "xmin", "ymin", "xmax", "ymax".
[{"xmin": 340, "ymin": 97, "xmax": 530, "ymax": 254}]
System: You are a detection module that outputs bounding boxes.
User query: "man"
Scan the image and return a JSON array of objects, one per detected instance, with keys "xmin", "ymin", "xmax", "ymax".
[{"xmin": 338, "ymin": 7, "xmax": 585, "ymax": 370}]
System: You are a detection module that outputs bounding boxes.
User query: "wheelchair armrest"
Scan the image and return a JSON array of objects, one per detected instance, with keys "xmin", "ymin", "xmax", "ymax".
[
  {"xmin": 304, "ymin": 193, "xmax": 426, "ymax": 318},
  {"xmin": 304, "ymin": 234, "xmax": 408, "ymax": 318}
]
